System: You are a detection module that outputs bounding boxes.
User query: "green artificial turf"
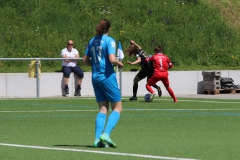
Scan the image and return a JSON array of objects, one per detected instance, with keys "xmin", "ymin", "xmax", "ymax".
[{"xmin": 0, "ymin": 97, "xmax": 240, "ymax": 160}]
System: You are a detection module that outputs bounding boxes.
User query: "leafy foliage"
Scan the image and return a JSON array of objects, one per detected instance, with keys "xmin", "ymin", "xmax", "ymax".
[{"xmin": 0, "ymin": 0, "xmax": 239, "ymax": 72}]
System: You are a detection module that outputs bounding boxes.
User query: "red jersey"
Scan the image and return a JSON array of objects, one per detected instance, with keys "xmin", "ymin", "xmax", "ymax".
[{"xmin": 148, "ymin": 53, "xmax": 172, "ymax": 74}]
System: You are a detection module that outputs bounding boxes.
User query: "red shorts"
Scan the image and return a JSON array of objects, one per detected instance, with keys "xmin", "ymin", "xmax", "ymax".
[{"xmin": 147, "ymin": 72, "xmax": 170, "ymax": 87}]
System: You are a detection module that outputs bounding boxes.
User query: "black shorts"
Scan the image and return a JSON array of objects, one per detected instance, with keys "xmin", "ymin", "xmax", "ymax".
[
  {"xmin": 62, "ymin": 66, "xmax": 84, "ymax": 78},
  {"xmin": 136, "ymin": 68, "xmax": 153, "ymax": 80}
]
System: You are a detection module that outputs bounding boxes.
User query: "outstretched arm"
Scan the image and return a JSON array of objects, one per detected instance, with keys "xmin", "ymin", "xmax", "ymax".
[
  {"xmin": 130, "ymin": 40, "xmax": 142, "ymax": 50},
  {"xmin": 127, "ymin": 57, "xmax": 141, "ymax": 65}
]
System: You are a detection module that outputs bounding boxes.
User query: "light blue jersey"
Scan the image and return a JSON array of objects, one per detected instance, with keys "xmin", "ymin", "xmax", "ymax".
[
  {"xmin": 84, "ymin": 35, "xmax": 116, "ymax": 82},
  {"xmin": 84, "ymin": 34, "xmax": 121, "ymax": 102}
]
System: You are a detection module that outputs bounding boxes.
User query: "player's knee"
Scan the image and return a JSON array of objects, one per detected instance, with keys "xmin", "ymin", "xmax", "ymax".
[
  {"xmin": 133, "ymin": 75, "xmax": 141, "ymax": 83},
  {"xmin": 133, "ymin": 78, "xmax": 140, "ymax": 83},
  {"xmin": 133, "ymin": 80, "xmax": 138, "ymax": 84},
  {"xmin": 165, "ymin": 84, "xmax": 169, "ymax": 88}
]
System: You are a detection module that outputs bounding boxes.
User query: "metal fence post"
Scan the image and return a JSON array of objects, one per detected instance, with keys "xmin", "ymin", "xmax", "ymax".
[{"xmin": 36, "ymin": 58, "xmax": 40, "ymax": 98}]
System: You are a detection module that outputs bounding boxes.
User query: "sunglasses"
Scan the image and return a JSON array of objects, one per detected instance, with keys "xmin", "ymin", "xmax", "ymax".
[{"xmin": 68, "ymin": 43, "xmax": 74, "ymax": 46}]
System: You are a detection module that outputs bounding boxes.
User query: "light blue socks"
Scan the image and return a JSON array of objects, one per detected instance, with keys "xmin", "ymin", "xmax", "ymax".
[
  {"xmin": 104, "ymin": 111, "xmax": 120, "ymax": 135},
  {"xmin": 95, "ymin": 112, "xmax": 106, "ymax": 140}
]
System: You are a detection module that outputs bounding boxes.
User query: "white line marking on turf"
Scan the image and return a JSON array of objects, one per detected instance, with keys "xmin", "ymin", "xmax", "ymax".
[
  {"xmin": 1, "ymin": 97, "xmax": 240, "ymax": 102},
  {"xmin": 149, "ymin": 99, "xmax": 240, "ymax": 104},
  {"xmin": 1, "ymin": 97, "xmax": 239, "ymax": 104},
  {"xmin": 177, "ymin": 100, "xmax": 240, "ymax": 104},
  {"xmin": 0, "ymin": 143, "xmax": 200, "ymax": 160},
  {"xmin": 125, "ymin": 108, "xmax": 240, "ymax": 111},
  {"xmin": 1, "ymin": 108, "xmax": 240, "ymax": 113},
  {"xmin": 0, "ymin": 110, "xmax": 97, "ymax": 113}
]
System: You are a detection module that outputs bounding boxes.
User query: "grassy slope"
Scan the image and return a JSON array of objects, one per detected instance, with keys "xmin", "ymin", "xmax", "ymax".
[
  {"xmin": 202, "ymin": 0, "xmax": 240, "ymax": 30},
  {"xmin": 0, "ymin": 0, "xmax": 239, "ymax": 72}
]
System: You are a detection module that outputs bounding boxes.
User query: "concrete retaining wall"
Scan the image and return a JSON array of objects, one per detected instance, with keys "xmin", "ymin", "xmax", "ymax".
[{"xmin": 0, "ymin": 71, "xmax": 239, "ymax": 98}]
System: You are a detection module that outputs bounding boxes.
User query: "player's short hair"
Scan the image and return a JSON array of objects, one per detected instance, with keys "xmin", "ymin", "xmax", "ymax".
[{"xmin": 154, "ymin": 46, "xmax": 163, "ymax": 53}]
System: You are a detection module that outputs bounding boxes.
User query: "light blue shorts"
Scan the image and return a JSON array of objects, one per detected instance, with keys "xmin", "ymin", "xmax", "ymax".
[{"xmin": 93, "ymin": 74, "xmax": 121, "ymax": 103}]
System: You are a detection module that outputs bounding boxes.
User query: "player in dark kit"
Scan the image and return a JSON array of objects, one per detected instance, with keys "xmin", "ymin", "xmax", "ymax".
[{"xmin": 126, "ymin": 40, "xmax": 162, "ymax": 101}]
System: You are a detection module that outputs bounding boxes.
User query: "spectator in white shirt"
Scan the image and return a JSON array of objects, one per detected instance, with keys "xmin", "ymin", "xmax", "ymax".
[{"xmin": 61, "ymin": 40, "xmax": 84, "ymax": 96}]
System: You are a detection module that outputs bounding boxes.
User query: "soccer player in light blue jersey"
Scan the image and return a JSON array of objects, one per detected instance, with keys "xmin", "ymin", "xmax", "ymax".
[{"xmin": 83, "ymin": 19, "xmax": 123, "ymax": 148}]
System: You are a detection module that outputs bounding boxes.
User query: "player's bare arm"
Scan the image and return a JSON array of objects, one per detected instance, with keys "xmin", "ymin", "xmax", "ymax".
[
  {"xmin": 130, "ymin": 40, "xmax": 142, "ymax": 50},
  {"xmin": 109, "ymin": 54, "xmax": 123, "ymax": 68},
  {"xmin": 82, "ymin": 55, "xmax": 92, "ymax": 67},
  {"xmin": 127, "ymin": 57, "xmax": 141, "ymax": 65}
]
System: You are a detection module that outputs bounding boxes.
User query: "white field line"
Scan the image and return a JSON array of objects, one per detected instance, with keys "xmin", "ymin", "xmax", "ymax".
[
  {"xmin": 0, "ymin": 110, "xmax": 97, "ymax": 113},
  {"xmin": 125, "ymin": 108, "xmax": 240, "ymax": 111},
  {"xmin": 174, "ymin": 100, "xmax": 240, "ymax": 104},
  {"xmin": 1, "ymin": 108, "xmax": 240, "ymax": 113},
  {"xmin": 148, "ymin": 99, "xmax": 240, "ymax": 104},
  {"xmin": 0, "ymin": 108, "xmax": 240, "ymax": 113},
  {"xmin": 1, "ymin": 97, "xmax": 240, "ymax": 104},
  {"xmin": 0, "ymin": 143, "xmax": 199, "ymax": 160}
]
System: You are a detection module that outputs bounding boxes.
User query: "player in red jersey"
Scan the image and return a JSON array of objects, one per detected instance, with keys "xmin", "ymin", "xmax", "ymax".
[{"xmin": 146, "ymin": 46, "xmax": 178, "ymax": 102}]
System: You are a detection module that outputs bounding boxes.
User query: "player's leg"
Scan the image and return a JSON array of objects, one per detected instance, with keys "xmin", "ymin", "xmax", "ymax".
[
  {"xmin": 166, "ymin": 86, "xmax": 178, "ymax": 102},
  {"xmin": 162, "ymin": 77, "xmax": 178, "ymax": 102},
  {"xmin": 103, "ymin": 101, "xmax": 121, "ymax": 137},
  {"xmin": 146, "ymin": 76, "xmax": 158, "ymax": 102},
  {"xmin": 155, "ymin": 85, "xmax": 162, "ymax": 97},
  {"xmin": 129, "ymin": 75, "xmax": 140, "ymax": 100},
  {"xmin": 130, "ymin": 70, "xmax": 146, "ymax": 101},
  {"xmin": 100, "ymin": 101, "xmax": 121, "ymax": 148},
  {"xmin": 98, "ymin": 74, "xmax": 122, "ymax": 147},
  {"xmin": 147, "ymin": 77, "xmax": 162, "ymax": 97},
  {"xmin": 93, "ymin": 82, "xmax": 109, "ymax": 148},
  {"xmin": 147, "ymin": 68, "xmax": 162, "ymax": 97}
]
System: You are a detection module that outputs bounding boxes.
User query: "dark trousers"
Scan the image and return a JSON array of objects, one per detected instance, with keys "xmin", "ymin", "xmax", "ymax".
[{"xmin": 62, "ymin": 66, "xmax": 84, "ymax": 78}]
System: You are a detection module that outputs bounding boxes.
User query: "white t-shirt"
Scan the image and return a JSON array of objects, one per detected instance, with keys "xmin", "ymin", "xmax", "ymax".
[{"xmin": 61, "ymin": 48, "xmax": 79, "ymax": 67}]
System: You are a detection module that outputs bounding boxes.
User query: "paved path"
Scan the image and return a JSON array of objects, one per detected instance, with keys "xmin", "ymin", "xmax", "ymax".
[{"xmin": 178, "ymin": 93, "xmax": 240, "ymax": 100}]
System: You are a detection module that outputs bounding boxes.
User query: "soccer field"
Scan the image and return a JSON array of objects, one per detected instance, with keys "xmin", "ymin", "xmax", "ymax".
[{"xmin": 1, "ymin": 97, "xmax": 240, "ymax": 160}]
